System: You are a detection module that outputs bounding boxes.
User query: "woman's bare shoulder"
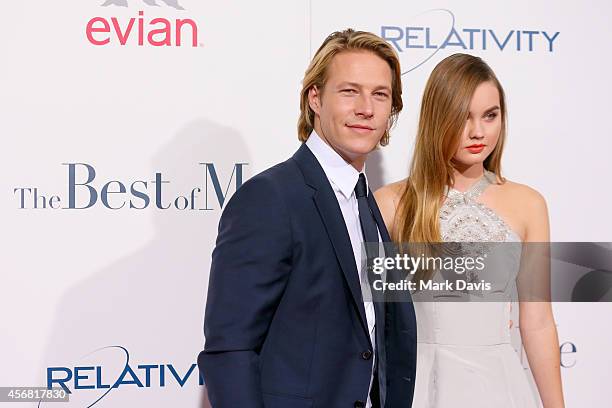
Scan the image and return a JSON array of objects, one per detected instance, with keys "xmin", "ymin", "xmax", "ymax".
[
  {"xmin": 374, "ymin": 179, "xmax": 406, "ymax": 203},
  {"xmin": 497, "ymin": 179, "xmax": 547, "ymax": 209},
  {"xmin": 498, "ymin": 179, "xmax": 549, "ymax": 240},
  {"xmin": 374, "ymin": 179, "xmax": 407, "ymax": 232},
  {"xmin": 494, "ymin": 179, "xmax": 549, "ymax": 236}
]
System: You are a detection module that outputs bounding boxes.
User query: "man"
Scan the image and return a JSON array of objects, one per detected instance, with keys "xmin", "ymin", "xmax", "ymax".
[{"xmin": 198, "ymin": 29, "xmax": 416, "ymax": 408}]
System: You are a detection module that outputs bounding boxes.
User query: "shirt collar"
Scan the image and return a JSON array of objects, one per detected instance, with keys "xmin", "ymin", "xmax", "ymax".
[{"xmin": 305, "ymin": 130, "xmax": 369, "ymax": 200}]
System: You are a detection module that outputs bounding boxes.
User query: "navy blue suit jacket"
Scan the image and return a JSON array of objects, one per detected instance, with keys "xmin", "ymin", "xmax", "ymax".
[{"xmin": 198, "ymin": 144, "xmax": 417, "ymax": 407}]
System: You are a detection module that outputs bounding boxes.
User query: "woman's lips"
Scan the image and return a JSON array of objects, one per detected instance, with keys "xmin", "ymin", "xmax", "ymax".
[{"xmin": 466, "ymin": 144, "xmax": 485, "ymax": 154}]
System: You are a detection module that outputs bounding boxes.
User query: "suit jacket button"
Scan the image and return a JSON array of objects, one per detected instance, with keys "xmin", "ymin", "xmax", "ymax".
[
  {"xmin": 354, "ymin": 400, "xmax": 365, "ymax": 408},
  {"xmin": 361, "ymin": 350, "xmax": 372, "ymax": 360}
]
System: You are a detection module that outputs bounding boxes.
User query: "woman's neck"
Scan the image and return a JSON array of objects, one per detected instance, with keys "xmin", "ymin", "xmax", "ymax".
[{"xmin": 452, "ymin": 163, "xmax": 485, "ymax": 193}]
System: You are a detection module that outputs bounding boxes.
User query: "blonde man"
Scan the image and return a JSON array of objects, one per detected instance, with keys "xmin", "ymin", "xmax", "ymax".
[{"xmin": 199, "ymin": 29, "xmax": 416, "ymax": 408}]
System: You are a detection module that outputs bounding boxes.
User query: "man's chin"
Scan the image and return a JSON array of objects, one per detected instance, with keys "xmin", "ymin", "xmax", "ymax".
[
  {"xmin": 345, "ymin": 136, "xmax": 383, "ymax": 151},
  {"xmin": 343, "ymin": 145, "xmax": 380, "ymax": 164}
]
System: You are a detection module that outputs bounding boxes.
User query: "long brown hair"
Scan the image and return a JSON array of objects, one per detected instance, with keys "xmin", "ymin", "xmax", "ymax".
[
  {"xmin": 297, "ymin": 29, "xmax": 403, "ymax": 146},
  {"xmin": 394, "ymin": 53, "xmax": 507, "ymax": 245}
]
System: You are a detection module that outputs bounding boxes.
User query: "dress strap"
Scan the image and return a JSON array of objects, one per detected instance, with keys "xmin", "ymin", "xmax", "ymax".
[{"xmin": 446, "ymin": 170, "xmax": 495, "ymax": 203}]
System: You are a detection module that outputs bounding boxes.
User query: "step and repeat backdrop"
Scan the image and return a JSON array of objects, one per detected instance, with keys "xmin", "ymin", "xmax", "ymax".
[{"xmin": 1, "ymin": 0, "xmax": 610, "ymax": 406}]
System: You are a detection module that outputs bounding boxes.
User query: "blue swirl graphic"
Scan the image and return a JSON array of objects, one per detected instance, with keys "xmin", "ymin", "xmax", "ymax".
[{"xmin": 38, "ymin": 345, "xmax": 130, "ymax": 408}]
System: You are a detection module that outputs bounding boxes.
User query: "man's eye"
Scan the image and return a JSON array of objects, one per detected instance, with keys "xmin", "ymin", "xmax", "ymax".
[
  {"xmin": 374, "ymin": 92, "xmax": 389, "ymax": 98},
  {"xmin": 341, "ymin": 89, "xmax": 357, "ymax": 94}
]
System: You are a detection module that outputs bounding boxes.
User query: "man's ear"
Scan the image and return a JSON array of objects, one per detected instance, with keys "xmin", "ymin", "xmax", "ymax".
[{"xmin": 308, "ymin": 85, "xmax": 321, "ymax": 115}]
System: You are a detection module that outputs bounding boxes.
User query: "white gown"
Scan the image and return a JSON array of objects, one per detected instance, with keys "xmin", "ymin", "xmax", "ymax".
[{"xmin": 411, "ymin": 171, "xmax": 539, "ymax": 408}]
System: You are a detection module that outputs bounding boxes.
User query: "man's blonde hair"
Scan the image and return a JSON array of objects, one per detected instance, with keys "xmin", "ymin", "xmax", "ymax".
[{"xmin": 297, "ymin": 29, "xmax": 403, "ymax": 146}]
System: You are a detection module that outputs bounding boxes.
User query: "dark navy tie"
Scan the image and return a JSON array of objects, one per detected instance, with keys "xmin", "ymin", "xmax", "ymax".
[
  {"xmin": 354, "ymin": 173, "xmax": 382, "ymax": 408},
  {"xmin": 355, "ymin": 174, "xmax": 380, "ymax": 255}
]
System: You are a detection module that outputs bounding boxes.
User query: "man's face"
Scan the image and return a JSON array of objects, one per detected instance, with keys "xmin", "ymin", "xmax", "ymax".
[{"xmin": 309, "ymin": 50, "xmax": 393, "ymax": 170}]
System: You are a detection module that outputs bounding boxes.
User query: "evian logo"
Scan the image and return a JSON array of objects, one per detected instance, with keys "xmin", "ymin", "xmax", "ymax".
[
  {"xmin": 101, "ymin": 0, "xmax": 185, "ymax": 9},
  {"xmin": 86, "ymin": 0, "xmax": 202, "ymax": 47}
]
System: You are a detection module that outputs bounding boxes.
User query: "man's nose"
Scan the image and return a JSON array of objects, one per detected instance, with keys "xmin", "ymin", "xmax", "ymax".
[{"xmin": 355, "ymin": 94, "xmax": 374, "ymax": 118}]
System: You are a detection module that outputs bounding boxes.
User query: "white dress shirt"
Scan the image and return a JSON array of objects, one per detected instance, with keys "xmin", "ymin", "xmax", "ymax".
[{"xmin": 306, "ymin": 131, "xmax": 380, "ymax": 407}]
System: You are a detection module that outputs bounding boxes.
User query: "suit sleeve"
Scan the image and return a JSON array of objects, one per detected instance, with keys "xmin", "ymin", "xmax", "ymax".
[{"xmin": 198, "ymin": 175, "xmax": 292, "ymax": 407}]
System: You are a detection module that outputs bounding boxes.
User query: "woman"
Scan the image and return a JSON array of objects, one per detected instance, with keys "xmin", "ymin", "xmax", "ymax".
[{"xmin": 375, "ymin": 54, "xmax": 564, "ymax": 407}]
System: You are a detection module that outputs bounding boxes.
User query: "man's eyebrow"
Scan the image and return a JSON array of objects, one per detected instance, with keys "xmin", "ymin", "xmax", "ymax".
[
  {"xmin": 336, "ymin": 81, "xmax": 361, "ymax": 88},
  {"xmin": 372, "ymin": 85, "xmax": 392, "ymax": 93},
  {"xmin": 336, "ymin": 82, "xmax": 392, "ymax": 92}
]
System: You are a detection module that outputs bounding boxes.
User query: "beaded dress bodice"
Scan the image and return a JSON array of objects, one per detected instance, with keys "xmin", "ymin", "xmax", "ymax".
[{"xmin": 440, "ymin": 170, "xmax": 520, "ymax": 243}]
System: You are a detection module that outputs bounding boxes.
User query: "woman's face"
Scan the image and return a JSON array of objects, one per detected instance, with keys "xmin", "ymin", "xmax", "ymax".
[{"xmin": 453, "ymin": 80, "xmax": 502, "ymax": 168}]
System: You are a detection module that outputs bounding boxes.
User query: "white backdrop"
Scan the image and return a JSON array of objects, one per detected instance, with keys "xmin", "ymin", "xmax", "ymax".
[{"xmin": 1, "ymin": 1, "xmax": 610, "ymax": 406}]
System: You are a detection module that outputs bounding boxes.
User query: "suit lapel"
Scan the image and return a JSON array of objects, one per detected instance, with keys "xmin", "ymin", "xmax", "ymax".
[
  {"xmin": 292, "ymin": 145, "xmax": 369, "ymax": 337},
  {"xmin": 313, "ymin": 191, "xmax": 369, "ymax": 332}
]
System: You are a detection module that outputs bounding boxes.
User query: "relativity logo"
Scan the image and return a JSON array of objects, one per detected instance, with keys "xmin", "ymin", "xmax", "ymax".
[
  {"xmin": 381, "ymin": 9, "xmax": 560, "ymax": 74},
  {"xmin": 86, "ymin": 0, "xmax": 202, "ymax": 47},
  {"xmin": 41, "ymin": 346, "xmax": 202, "ymax": 407},
  {"xmin": 13, "ymin": 162, "xmax": 247, "ymax": 211}
]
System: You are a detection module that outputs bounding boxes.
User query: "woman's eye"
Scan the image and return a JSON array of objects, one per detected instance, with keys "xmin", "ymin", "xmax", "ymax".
[{"xmin": 485, "ymin": 112, "xmax": 498, "ymax": 120}]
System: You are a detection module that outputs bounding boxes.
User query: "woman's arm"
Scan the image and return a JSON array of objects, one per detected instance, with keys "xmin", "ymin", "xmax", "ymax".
[{"xmin": 518, "ymin": 188, "xmax": 565, "ymax": 408}]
